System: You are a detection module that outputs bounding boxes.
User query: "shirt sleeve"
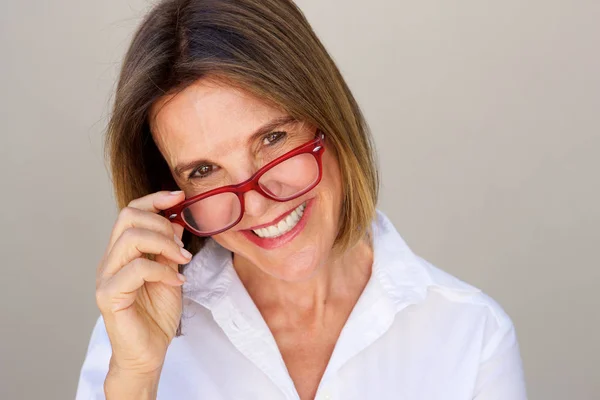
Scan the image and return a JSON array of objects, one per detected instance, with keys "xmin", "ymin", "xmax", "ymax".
[
  {"xmin": 75, "ymin": 316, "xmax": 112, "ymax": 400},
  {"xmin": 472, "ymin": 315, "xmax": 528, "ymax": 400}
]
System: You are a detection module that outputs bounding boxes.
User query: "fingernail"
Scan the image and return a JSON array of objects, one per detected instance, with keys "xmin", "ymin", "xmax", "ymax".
[
  {"xmin": 174, "ymin": 234, "xmax": 184, "ymax": 247},
  {"xmin": 180, "ymin": 247, "xmax": 192, "ymax": 259},
  {"xmin": 170, "ymin": 190, "xmax": 182, "ymax": 196},
  {"xmin": 177, "ymin": 273, "xmax": 187, "ymax": 282}
]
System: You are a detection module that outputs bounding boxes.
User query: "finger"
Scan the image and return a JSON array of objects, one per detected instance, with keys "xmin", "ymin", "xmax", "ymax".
[
  {"xmin": 98, "ymin": 190, "xmax": 185, "ymax": 274},
  {"xmin": 96, "ymin": 258, "xmax": 186, "ymax": 313},
  {"xmin": 127, "ymin": 190, "xmax": 185, "ymax": 213},
  {"xmin": 101, "ymin": 227, "xmax": 192, "ymax": 278},
  {"xmin": 157, "ymin": 222, "xmax": 187, "ymax": 272},
  {"xmin": 105, "ymin": 206, "xmax": 180, "ymax": 256},
  {"xmin": 173, "ymin": 222, "xmax": 184, "ymax": 241}
]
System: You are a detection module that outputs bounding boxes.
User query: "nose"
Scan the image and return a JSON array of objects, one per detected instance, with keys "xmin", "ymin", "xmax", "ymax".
[{"xmin": 243, "ymin": 190, "xmax": 270, "ymax": 218}]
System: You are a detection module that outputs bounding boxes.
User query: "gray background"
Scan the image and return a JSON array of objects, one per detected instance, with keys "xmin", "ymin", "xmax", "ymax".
[{"xmin": 1, "ymin": 0, "xmax": 598, "ymax": 399}]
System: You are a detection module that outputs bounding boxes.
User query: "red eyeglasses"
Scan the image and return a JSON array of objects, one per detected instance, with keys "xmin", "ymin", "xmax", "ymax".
[{"xmin": 164, "ymin": 129, "xmax": 325, "ymax": 236}]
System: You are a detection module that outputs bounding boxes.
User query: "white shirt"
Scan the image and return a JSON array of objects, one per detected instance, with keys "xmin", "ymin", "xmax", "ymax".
[{"xmin": 76, "ymin": 210, "xmax": 527, "ymax": 399}]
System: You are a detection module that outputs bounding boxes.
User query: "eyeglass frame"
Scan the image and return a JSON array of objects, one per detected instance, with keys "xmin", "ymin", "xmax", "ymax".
[{"xmin": 163, "ymin": 129, "xmax": 326, "ymax": 236}]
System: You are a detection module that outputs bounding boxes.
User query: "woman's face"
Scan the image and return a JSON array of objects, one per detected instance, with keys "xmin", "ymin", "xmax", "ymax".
[{"xmin": 150, "ymin": 78, "xmax": 343, "ymax": 282}]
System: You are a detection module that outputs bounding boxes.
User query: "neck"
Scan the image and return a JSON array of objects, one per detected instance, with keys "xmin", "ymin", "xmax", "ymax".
[{"xmin": 233, "ymin": 237, "xmax": 373, "ymax": 325}]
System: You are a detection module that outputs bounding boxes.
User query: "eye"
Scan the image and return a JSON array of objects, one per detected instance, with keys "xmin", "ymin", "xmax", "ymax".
[
  {"xmin": 262, "ymin": 131, "xmax": 287, "ymax": 146},
  {"xmin": 189, "ymin": 164, "xmax": 215, "ymax": 179}
]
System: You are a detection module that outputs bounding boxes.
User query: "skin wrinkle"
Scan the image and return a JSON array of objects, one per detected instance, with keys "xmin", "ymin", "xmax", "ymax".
[{"xmin": 175, "ymin": 116, "xmax": 301, "ymax": 181}]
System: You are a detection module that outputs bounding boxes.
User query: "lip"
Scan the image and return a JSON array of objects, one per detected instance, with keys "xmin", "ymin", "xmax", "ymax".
[{"xmin": 240, "ymin": 198, "xmax": 314, "ymax": 250}]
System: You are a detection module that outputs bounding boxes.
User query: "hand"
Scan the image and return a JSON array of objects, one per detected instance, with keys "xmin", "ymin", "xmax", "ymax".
[{"xmin": 95, "ymin": 190, "xmax": 192, "ymax": 376}]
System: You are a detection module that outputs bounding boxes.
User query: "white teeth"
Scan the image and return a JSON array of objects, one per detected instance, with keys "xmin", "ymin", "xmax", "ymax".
[
  {"xmin": 253, "ymin": 202, "xmax": 306, "ymax": 238},
  {"xmin": 277, "ymin": 219, "xmax": 288, "ymax": 232},
  {"xmin": 256, "ymin": 227, "xmax": 267, "ymax": 237}
]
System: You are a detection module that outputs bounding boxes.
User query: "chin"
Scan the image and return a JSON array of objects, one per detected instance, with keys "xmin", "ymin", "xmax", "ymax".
[
  {"xmin": 255, "ymin": 242, "xmax": 325, "ymax": 282},
  {"xmin": 215, "ymin": 196, "xmax": 337, "ymax": 282}
]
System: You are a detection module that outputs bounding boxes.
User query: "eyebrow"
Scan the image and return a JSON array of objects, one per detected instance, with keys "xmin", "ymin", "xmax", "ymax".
[{"xmin": 173, "ymin": 114, "xmax": 297, "ymax": 178}]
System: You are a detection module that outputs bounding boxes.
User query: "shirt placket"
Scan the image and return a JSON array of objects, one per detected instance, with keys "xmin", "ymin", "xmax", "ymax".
[{"xmin": 212, "ymin": 296, "xmax": 300, "ymax": 400}]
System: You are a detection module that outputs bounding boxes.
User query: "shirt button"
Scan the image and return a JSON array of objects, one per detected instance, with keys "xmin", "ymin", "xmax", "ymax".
[{"xmin": 320, "ymin": 391, "xmax": 331, "ymax": 400}]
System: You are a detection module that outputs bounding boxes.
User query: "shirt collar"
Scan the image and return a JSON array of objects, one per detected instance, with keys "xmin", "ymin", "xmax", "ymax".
[
  {"xmin": 181, "ymin": 237, "xmax": 235, "ymax": 310},
  {"xmin": 181, "ymin": 210, "xmax": 477, "ymax": 311},
  {"xmin": 370, "ymin": 210, "xmax": 434, "ymax": 309}
]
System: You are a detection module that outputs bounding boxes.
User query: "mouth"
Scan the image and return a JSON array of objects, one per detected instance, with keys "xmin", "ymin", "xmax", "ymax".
[
  {"xmin": 250, "ymin": 202, "xmax": 306, "ymax": 238},
  {"xmin": 241, "ymin": 199, "xmax": 314, "ymax": 250}
]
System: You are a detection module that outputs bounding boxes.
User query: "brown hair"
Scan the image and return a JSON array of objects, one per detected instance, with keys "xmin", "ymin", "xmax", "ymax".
[{"xmin": 106, "ymin": 0, "xmax": 379, "ymax": 260}]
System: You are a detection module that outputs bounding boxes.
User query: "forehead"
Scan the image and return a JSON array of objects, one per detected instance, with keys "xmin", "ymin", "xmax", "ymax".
[{"xmin": 149, "ymin": 78, "xmax": 286, "ymax": 162}]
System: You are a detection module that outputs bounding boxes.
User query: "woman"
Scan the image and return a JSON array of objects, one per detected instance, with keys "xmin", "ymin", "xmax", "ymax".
[{"xmin": 76, "ymin": 0, "xmax": 527, "ymax": 399}]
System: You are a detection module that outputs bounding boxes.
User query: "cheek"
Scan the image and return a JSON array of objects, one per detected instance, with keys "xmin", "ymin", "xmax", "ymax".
[{"xmin": 211, "ymin": 231, "xmax": 239, "ymax": 252}]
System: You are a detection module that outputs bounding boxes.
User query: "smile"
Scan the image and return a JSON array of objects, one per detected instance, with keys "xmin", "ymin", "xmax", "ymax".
[
  {"xmin": 241, "ymin": 199, "xmax": 314, "ymax": 250},
  {"xmin": 252, "ymin": 202, "xmax": 306, "ymax": 238}
]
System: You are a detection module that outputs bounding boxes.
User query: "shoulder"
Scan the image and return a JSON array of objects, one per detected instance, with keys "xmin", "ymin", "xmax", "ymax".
[
  {"xmin": 410, "ymin": 257, "xmax": 527, "ymax": 398},
  {"xmin": 371, "ymin": 209, "xmax": 527, "ymax": 397},
  {"xmin": 372, "ymin": 210, "xmax": 515, "ymax": 335},
  {"xmin": 413, "ymin": 255, "xmax": 520, "ymax": 364},
  {"xmin": 417, "ymin": 255, "xmax": 513, "ymax": 329}
]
